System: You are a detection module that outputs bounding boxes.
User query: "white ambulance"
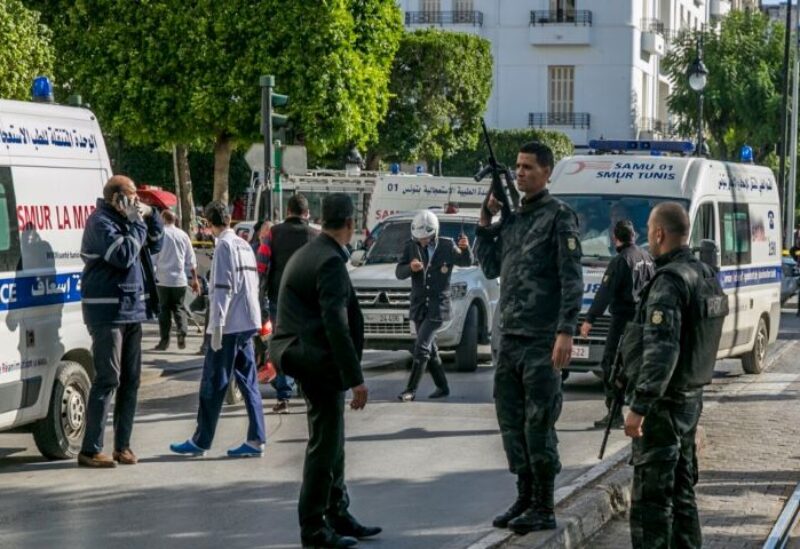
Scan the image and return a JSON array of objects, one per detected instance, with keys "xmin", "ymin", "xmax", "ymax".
[
  {"xmin": 549, "ymin": 141, "xmax": 781, "ymax": 376},
  {"xmin": 0, "ymin": 97, "xmax": 110, "ymax": 458}
]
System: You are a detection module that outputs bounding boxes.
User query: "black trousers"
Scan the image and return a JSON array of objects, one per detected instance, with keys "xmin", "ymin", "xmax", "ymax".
[
  {"xmin": 298, "ymin": 381, "xmax": 350, "ymax": 536},
  {"xmin": 81, "ymin": 323, "xmax": 142, "ymax": 455},
  {"xmin": 157, "ymin": 285, "xmax": 187, "ymax": 341},
  {"xmin": 599, "ymin": 314, "xmax": 633, "ymax": 406}
]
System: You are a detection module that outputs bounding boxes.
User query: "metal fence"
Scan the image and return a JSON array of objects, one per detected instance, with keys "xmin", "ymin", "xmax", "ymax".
[
  {"xmin": 530, "ymin": 10, "xmax": 593, "ymax": 26},
  {"xmin": 405, "ymin": 11, "xmax": 484, "ymax": 26},
  {"xmin": 528, "ymin": 112, "xmax": 591, "ymax": 129}
]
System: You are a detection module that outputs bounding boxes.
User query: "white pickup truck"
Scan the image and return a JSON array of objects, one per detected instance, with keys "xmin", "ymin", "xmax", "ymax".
[{"xmin": 348, "ymin": 212, "xmax": 499, "ymax": 372}]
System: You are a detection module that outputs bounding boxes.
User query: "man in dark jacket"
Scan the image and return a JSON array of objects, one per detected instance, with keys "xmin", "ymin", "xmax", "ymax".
[
  {"xmin": 270, "ymin": 193, "xmax": 380, "ymax": 549},
  {"xmin": 475, "ymin": 141, "xmax": 583, "ymax": 535},
  {"xmin": 623, "ymin": 202, "xmax": 727, "ymax": 548},
  {"xmin": 78, "ymin": 175, "xmax": 163, "ymax": 468},
  {"xmin": 580, "ymin": 220, "xmax": 654, "ymax": 428},
  {"xmin": 260, "ymin": 194, "xmax": 317, "ymax": 413},
  {"xmin": 396, "ymin": 210, "xmax": 473, "ymax": 401}
]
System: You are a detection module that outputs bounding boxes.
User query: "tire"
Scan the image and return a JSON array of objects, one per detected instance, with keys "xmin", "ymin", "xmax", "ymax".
[
  {"xmin": 225, "ymin": 380, "xmax": 243, "ymax": 405},
  {"xmin": 455, "ymin": 304, "xmax": 479, "ymax": 372},
  {"xmin": 741, "ymin": 316, "xmax": 768, "ymax": 375},
  {"xmin": 592, "ymin": 369, "xmax": 604, "ymax": 380},
  {"xmin": 32, "ymin": 361, "xmax": 91, "ymax": 460}
]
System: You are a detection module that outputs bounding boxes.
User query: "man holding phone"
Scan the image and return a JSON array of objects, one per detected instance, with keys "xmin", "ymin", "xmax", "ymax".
[{"xmin": 78, "ymin": 175, "xmax": 163, "ymax": 468}]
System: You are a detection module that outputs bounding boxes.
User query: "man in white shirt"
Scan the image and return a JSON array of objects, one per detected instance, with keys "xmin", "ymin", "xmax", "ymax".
[
  {"xmin": 169, "ymin": 201, "xmax": 266, "ymax": 458},
  {"xmin": 153, "ymin": 209, "xmax": 199, "ymax": 350}
]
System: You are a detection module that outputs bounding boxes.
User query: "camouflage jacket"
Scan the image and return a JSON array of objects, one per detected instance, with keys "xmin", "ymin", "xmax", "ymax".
[
  {"xmin": 475, "ymin": 189, "xmax": 583, "ymax": 337},
  {"xmin": 627, "ymin": 246, "xmax": 727, "ymax": 416}
]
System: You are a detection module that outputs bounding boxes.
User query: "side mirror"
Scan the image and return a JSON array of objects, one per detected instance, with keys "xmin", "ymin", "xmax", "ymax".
[
  {"xmin": 696, "ymin": 239, "xmax": 720, "ymax": 271},
  {"xmin": 350, "ymin": 249, "xmax": 366, "ymax": 268}
]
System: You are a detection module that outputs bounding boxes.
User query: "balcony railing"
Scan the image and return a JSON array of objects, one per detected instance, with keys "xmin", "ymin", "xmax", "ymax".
[
  {"xmin": 640, "ymin": 18, "xmax": 666, "ymax": 35},
  {"xmin": 405, "ymin": 10, "xmax": 484, "ymax": 26},
  {"xmin": 530, "ymin": 10, "xmax": 593, "ymax": 26},
  {"xmin": 638, "ymin": 118, "xmax": 679, "ymax": 136},
  {"xmin": 529, "ymin": 112, "xmax": 591, "ymax": 129}
]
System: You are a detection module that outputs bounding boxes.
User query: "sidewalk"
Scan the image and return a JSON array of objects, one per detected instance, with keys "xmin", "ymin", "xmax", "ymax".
[{"xmin": 586, "ymin": 312, "xmax": 800, "ymax": 548}]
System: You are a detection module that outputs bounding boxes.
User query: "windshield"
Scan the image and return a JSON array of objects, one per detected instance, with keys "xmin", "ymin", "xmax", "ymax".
[
  {"xmin": 366, "ymin": 220, "xmax": 477, "ymax": 265},
  {"xmin": 556, "ymin": 195, "xmax": 689, "ymax": 259}
]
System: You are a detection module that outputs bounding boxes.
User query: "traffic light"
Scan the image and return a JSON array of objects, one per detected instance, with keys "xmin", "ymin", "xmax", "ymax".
[{"xmin": 271, "ymin": 91, "xmax": 289, "ymax": 129}]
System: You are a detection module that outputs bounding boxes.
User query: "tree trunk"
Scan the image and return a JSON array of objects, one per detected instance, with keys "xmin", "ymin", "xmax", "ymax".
[
  {"xmin": 213, "ymin": 133, "xmax": 234, "ymax": 204},
  {"xmin": 365, "ymin": 151, "xmax": 381, "ymax": 171},
  {"xmin": 174, "ymin": 144, "xmax": 195, "ymax": 235}
]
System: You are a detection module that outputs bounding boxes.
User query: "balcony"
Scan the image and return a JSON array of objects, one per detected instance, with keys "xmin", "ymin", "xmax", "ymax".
[
  {"xmin": 405, "ymin": 10, "xmax": 484, "ymax": 26},
  {"xmin": 529, "ymin": 112, "xmax": 591, "ymax": 129},
  {"xmin": 640, "ymin": 18, "xmax": 666, "ymax": 56},
  {"xmin": 638, "ymin": 118, "xmax": 680, "ymax": 139},
  {"xmin": 529, "ymin": 10, "xmax": 592, "ymax": 46}
]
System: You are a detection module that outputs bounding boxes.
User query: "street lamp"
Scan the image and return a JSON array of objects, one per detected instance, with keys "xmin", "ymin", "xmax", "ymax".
[{"xmin": 687, "ymin": 28, "xmax": 708, "ymax": 157}]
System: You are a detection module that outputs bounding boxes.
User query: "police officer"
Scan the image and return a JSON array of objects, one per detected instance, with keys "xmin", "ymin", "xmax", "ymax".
[
  {"xmin": 475, "ymin": 141, "xmax": 583, "ymax": 535},
  {"xmin": 623, "ymin": 202, "xmax": 727, "ymax": 549},
  {"xmin": 580, "ymin": 219, "xmax": 654, "ymax": 429},
  {"xmin": 396, "ymin": 210, "xmax": 473, "ymax": 401}
]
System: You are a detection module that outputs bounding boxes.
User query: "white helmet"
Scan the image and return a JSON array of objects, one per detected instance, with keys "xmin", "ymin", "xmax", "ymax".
[{"xmin": 411, "ymin": 210, "xmax": 439, "ymax": 240}]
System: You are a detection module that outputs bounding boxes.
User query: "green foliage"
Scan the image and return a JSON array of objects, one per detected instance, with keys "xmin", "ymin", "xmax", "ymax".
[
  {"xmin": 375, "ymin": 29, "xmax": 493, "ymax": 163},
  {"xmin": 662, "ymin": 11, "xmax": 785, "ymax": 161},
  {"xmin": 0, "ymin": 0, "xmax": 54, "ymax": 100},
  {"xmin": 30, "ymin": 0, "xmax": 402, "ymax": 157},
  {"xmin": 441, "ymin": 128, "xmax": 574, "ymax": 177}
]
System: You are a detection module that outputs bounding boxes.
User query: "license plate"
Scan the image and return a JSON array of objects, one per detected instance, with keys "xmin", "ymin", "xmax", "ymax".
[
  {"xmin": 571, "ymin": 345, "xmax": 590, "ymax": 359},
  {"xmin": 366, "ymin": 313, "xmax": 404, "ymax": 324}
]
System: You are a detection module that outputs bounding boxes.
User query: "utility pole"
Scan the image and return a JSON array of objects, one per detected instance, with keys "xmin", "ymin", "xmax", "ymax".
[
  {"xmin": 778, "ymin": 0, "xmax": 793, "ymax": 215},
  {"xmin": 787, "ymin": 24, "xmax": 800, "ymax": 248}
]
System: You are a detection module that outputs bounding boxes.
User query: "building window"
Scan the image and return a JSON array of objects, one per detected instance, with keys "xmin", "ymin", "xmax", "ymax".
[
  {"xmin": 420, "ymin": 0, "xmax": 440, "ymax": 14},
  {"xmin": 720, "ymin": 203, "xmax": 751, "ymax": 266},
  {"xmin": 454, "ymin": 0, "xmax": 473, "ymax": 12},
  {"xmin": 548, "ymin": 66, "xmax": 575, "ymax": 117},
  {"xmin": 550, "ymin": 0, "xmax": 576, "ymax": 21}
]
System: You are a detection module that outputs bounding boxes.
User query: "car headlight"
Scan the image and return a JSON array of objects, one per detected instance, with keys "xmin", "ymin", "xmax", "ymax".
[{"xmin": 450, "ymin": 282, "xmax": 468, "ymax": 299}]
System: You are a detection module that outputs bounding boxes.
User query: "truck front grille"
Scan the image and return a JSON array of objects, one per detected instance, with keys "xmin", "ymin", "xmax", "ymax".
[{"xmin": 364, "ymin": 320, "xmax": 412, "ymax": 335}]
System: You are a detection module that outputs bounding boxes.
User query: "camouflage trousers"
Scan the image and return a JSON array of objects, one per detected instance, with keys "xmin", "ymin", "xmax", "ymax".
[
  {"xmin": 494, "ymin": 334, "xmax": 563, "ymax": 478},
  {"xmin": 630, "ymin": 394, "xmax": 703, "ymax": 549}
]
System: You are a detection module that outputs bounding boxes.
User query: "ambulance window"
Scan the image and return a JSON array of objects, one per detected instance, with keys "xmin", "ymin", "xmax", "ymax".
[
  {"xmin": 690, "ymin": 203, "xmax": 716, "ymax": 247},
  {"xmin": 719, "ymin": 203, "xmax": 751, "ymax": 266},
  {"xmin": 0, "ymin": 168, "xmax": 20, "ymax": 272}
]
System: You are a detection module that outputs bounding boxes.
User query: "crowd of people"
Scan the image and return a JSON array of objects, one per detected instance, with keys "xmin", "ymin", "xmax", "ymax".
[{"xmin": 73, "ymin": 138, "xmax": 725, "ymax": 548}]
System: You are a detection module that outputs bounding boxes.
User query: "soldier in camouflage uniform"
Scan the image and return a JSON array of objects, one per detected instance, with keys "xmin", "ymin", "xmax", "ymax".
[
  {"xmin": 623, "ymin": 202, "xmax": 727, "ymax": 549},
  {"xmin": 475, "ymin": 142, "xmax": 583, "ymax": 535}
]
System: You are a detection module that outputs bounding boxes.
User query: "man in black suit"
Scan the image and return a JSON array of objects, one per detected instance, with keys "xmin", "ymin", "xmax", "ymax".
[{"xmin": 271, "ymin": 193, "xmax": 380, "ymax": 549}]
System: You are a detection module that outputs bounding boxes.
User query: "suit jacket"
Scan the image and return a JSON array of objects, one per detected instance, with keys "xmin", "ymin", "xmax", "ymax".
[{"xmin": 270, "ymin": 233, "xmax": 364, "ymax": 391}]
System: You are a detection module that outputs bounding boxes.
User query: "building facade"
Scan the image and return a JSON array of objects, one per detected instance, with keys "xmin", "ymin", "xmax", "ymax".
[{"xmin": 398, "ymin": 0, "xmax": 756, "ymax": 147}]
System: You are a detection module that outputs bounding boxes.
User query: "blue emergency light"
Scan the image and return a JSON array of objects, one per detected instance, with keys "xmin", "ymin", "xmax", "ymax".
[
  {"xmin": 589, "ymin": 139, "xmax": 695, "ymax": 154},
  {"xmin": 31, "ymin": 76, "xmax": 54, "ymax": 103},
  {"xmin": 740, "ymin": 144, "xmax": 754, "ymax": 163}
]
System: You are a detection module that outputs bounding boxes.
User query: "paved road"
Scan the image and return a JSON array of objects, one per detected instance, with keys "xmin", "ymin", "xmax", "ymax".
[{"xmin": 0, "ymin": 327, "xmax": 625, "ymax": 549}]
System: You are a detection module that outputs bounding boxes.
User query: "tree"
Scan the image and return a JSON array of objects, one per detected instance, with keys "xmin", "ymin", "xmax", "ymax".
[
  {"xmin": 373, "ymin": 29, "xmax": 493, "ymax": 171},
  {"xmin": 441, "ymin": 128, "xmax": 574, "ymax": 177},
  {"xmin": 662, "ymin": 11, "xmax": 785, "ymax": 161},
  {"xmin": 29, "ymin": 0, "xmax": 402, "ymax": 204},
  {"xmin": 0, "ymin": 0, "xmax": 54, "ymax": 100}
]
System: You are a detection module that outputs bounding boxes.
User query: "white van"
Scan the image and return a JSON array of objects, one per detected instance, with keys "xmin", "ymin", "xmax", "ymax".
[
  {"xmin": 549, "ymin": 146, "xmax": 781, "ymax": 375},
  {"xmin": 0, "ymin": 99, "xmax": 110, "ymax": 458}
]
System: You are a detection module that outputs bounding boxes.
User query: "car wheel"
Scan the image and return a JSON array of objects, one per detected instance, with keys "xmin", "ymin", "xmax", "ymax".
[
  {"xmin": 455, "ymin": 304, "xmax": 479, "ymax": 372},
  {"xmin": 741, "ymin": 316, "xmax": 768, "ymax": 375},
  {"xmin": 32, "ymin": 361, "xmax": 91, "ymax": 460}
]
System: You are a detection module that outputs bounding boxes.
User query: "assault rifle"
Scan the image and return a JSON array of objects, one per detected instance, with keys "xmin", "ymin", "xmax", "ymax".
[
  {"xmin": 474, "ymin": 120, "xmax": 519, "ymax": 235},
  {"xmin": 598, "ymin": 344, "xmax": 626, "ymax": 460}
]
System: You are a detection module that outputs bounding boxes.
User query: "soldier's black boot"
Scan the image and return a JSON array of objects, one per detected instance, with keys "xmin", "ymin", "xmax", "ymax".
[
  {"xmin": 398, "ymin": 359, "xmax": 426, "ymax": 402},
  {"xmin": 492, "ymin": 473, "xmax": 533, "ymax": 528},
  {"xmin": 427, "ymin": 354, "xmax": 450, "ymax": 399},
  {"xmin": 508, "ymin": 475, "xmax": 557, "ymax": 534}
]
